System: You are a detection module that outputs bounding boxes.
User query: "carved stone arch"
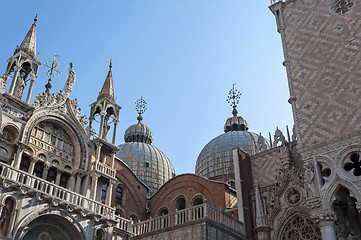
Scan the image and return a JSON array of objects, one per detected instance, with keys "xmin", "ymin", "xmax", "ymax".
[
  {"xmin": 334, "ymin": 145, "xmax": 361, "ymax": 180},
  {"xmin": 322, "ymin": 177, "xmax": 361, "ymax": 209},
  {"xmin": 1, "ymin": 194, "xmax": 20, "ymax": 209},
  {"xmin": 0, "ymin": 124, "xmax": 20, "ymax": 144},
  {"xmin": 313, "ymin": 155, "xmax": 334, "ymax": 189},
  {"xmin": 157, "ymin": 206, "xmax": 169, "ymax": 216},
  {"xmin": 0, "ymin": 194, "xmax": 19, "ymax": 237},
  {"xmin": 21, "ymin": 112, "xmax": 88, "ymax": 170},
  {"xmin": 13, "ymin": 208, "xmax": 86, "ymax": 240},
  {"xmin": 274, "ymin": 211, "xmax": 321, "ymax": 240},
  {"xmin": 335, "ymin": 144, "xmax": 361, "ymax": 165}
]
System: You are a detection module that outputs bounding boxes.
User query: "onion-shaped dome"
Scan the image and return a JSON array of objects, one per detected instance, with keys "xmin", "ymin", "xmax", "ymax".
[
  {"xmin": 195, "ymin": 86, "xmax": 270, "ymax": 179},
  {"xmin": 116, "ymin": 97, "xmax": 175, "ymax": 196}
]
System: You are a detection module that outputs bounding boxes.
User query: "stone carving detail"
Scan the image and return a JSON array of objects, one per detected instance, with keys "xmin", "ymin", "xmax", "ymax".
[
  {"xmin": 33, "ymin": 92, "xmax": 56, "ymax": 108},
  {"xmin": 310, "ymin": 209, "xmax": 336, "ymax": 223},
  {"xmin": 257, "ymin": 134, "xmax": 268, "ymax": 153},
  {"xmin": 285, "ymin": 187, "xmax": 301, "ymax": 206},
  {"xmin": 33, "ymin": 90, "xmax": 86, "ymax": 129},
  {"xmin": 304, "ymin": 162, "xmax": 317, "ymax": 197},
  {"xmin": 0, "ymin": 74, "xmax": 10, "ymax": 93},
  {"xmin": 274, "ymin": 127, "xmax": 287, "ymax": 147},
  {"xmin": 281, "ymin": 215, "xmax": 321, "ymax": 240},
  {"xmin": 13, "ymin": 71, "xmax": 27, "ymax": 98}
]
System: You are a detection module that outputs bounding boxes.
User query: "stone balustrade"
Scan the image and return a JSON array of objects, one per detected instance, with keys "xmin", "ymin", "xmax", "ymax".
[
  {"xmin": 91, "ymin": 161, "xmax": 116, "ymax": 178},
  {"xmin": 0, "ymin": 161, "xmax": 130, "ymax": 233},
  {"xmin": 132, "ymin": 203, "xmax": 245, "ymax": 236}
]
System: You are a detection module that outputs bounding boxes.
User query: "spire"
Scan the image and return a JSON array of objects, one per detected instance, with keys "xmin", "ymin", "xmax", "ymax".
[
  {"xmin": 135, "ymin": 94, "xmax": 147, "ymax": 123},
  {"xmin": 98, "ymin": 60, "xmax": 115, "ymax": 101},
  {"xmin": 17, "ymin": 15, "xmax": 37, "ymax": 58}
]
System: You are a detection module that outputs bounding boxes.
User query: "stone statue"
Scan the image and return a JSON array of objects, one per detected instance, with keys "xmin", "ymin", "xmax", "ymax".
[
  {"xmin": 64, "ymin": 62, "xmax": 76, "ymax": 94},
  {"xmin": 13, "ymin": 71, "xmax": 27, "ymax": 98},
  {"xmin": 304, "ymin": 162, "xmax": 316, "ymax": 197}
]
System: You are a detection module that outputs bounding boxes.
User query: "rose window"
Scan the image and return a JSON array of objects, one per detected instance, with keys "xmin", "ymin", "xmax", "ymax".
[{"xmin": 281, "ymin": 215, "xmax": 321, "ymax": 240}]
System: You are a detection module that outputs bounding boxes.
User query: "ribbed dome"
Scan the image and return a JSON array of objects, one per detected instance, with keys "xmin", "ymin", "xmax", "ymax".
[
  {"xmin": 124, "ymin": 122, "xmax": 154, "ymax": 144},
  {"xmin": 195, "ymin": 116, "xmax": 270, "ymax": 179},
  {"xmin": 116, "ymin": 142, "xmax": 175, "ymax": 196}
]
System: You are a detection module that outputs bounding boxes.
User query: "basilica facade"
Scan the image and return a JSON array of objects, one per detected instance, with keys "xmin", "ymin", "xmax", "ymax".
[{"xmin": 0, "ymin": 0, "xmax": 359, "ymax": 239}]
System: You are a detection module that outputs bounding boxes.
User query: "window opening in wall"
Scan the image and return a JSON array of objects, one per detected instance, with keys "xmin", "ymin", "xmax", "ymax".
[
  {"xmin": 158, "ymin": 208, "xmax": 169, "ymax": 216},
  {"xmin": 60, "ymin": 173, "xmax": 69, "ymax": 188},
  {"xmin": 332, "ymin": 186, "xmax": 361, "ymax": 238},
  {"xmin": 145, "ymin": 162, "xmax": 149, "ymax": 168},
  {"xmin": 193, "ymin": 197, "xmax": 203, "ymax": 206},
  {"xmin": 33, "ymin": 162, "xmax": 44, "ymax": 178},
  {"xmin": 228, "ymin": 180, "xmax": 236, "ymax": 189},
  {"xmin": 115, "ymin": 186, "xmax": 122, "ymax": 205},
  {"xmin": 129, "ymin": 214, "xmax": 138, "ymax": 222},
  {"xmin": 95, "ymin": 228, "xmax": 104, "ymax": 240},
  {"xmin": 47, "ymin": 167, "xmax": 57, "ymax": 183},
  {"xmin": 175, "ymin": 197, "xmax": 186, "ymax": 210},
  {"xmin": 101, "ymin": 184, "xmax": 107, "ymax": 204},
  {"xmin": 19, "ymin": 156, "xmax": 30, "ymax": 172},
  {"xmin": 0, "ymin": 197, "xmax": 15, "ymax": 236},
  {"xmin": 344, "ymin": 153, "xmax": 361, "ymax": 176}
]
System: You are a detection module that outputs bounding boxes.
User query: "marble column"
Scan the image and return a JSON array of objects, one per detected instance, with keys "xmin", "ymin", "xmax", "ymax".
[
  {"xmin": 55, "ymin": 169, "xmax": 63, "ymax": 185},
  {"xmin": 28, "ymin": 158, "xmax": 36, "ymax": 175},
  {"xmin": 25, "ymin": 74, "xmax": 36, "ymax": 103},
  {"xmin": 9, "ymin": 65, "xmax": 21, "ymax": 95},
  {"xmin": 312, "ymin": 209, "xmax": 337, "ymax": 240},
  {"xmin": 105, "ymin": 180, "xmax": 115, "ymax": 206}
]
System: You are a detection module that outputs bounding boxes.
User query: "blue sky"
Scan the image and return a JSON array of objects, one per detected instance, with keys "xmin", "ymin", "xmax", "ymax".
[{"xmin": 0, "ymin": 1, "xmax": 293, "ymax": 174}]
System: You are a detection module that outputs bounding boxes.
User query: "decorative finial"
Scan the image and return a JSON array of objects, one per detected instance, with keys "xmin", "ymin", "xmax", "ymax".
[
  {"xmin": 43, "ymin": 54, "xmax": 62, "ymax": 93},
  {"xmin": 34, "ymin": 14, "xmax": 38, "ymax": 23},
  {"xmin": 135, "ymin": 94, "xmax": 147, "ymax": 123},
  {"xmin": 226, "ymin": 83, "xmax": 241, "ymax": 117},
  {"xmin": 108, "ymin": 59, "xmax": 112, "ymax": 70}
]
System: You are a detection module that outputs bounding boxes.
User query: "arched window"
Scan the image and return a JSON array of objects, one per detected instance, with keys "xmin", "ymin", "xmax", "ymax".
[
  {"xmin": 60, "ymin": 172, "xmax": 70, "ymax": 188},
  {"xmin": 129, "ymin": 214, "xmax": 138, "ymax": 222},
  {"xmin": 228, "ymin": 180, "xmax": 236, "ymax": 189},
  {"xmin": 332, "ymin": 186, "xmax": 361, "ymax": 238},
  {"xmin": 158, "ymin": 208, "xmax": 169, "ymax": 216},
  {"xmin": 19, "ymin": 156, "xmax": 30, "ymax": 172},
  {"xmin": 0, "ymin": 197, "xmax": 15, "ymax": 236},
  {"xmin": 193, "ymin": 197, "xmax": 203, "ymax": 206},
  {"xmin": 33, "ymin": 162, "xmax": 44, "ymax": 178},
  {"xmin": 115, "ymin": 208, "xmax": 124, "ymax": 217},
  {"xmin": 115, "ymin": 186, "xmax": 122, "ymax": 205},
  {"xmin": 175, "ymin": 196, "xmax": 186, "ymax": 210},
  {"xmin": 46, "ymin": 167, "xmax": 57, "ymax": 183},
  {"xmin": 95, "ymin": 228, "xmax": 104, "ymax": 240}
]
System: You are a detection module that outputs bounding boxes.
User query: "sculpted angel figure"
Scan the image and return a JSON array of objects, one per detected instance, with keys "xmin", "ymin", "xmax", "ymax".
[{"xmin": 304, "ymin": 162, "xmax": 316, "ymax": 197}]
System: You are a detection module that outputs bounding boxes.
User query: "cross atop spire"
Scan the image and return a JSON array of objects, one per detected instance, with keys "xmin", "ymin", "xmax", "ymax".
[
  {"xmin": 98, "ymin": 60, "xmax": 115, "ymax": 101},
  {"xmin": 16, "ymin": 14, "xmax": 38, "ymax": 59},
  {"xmin": 226, "ymin": 83, "xmax": 242, "ymax": 117}
]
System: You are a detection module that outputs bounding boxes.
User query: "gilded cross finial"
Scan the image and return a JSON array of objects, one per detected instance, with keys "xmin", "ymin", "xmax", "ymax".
[
  {"xmin": 135, "ymin": 94, "xmax": 147, "ymax": 123},
  {"xmin": 43, "ymin": 54, "xmax": 62, "ymax": 93},
  {"xmin": 226, "ymin": 83, "xmax": 241, "ymax": 117}
]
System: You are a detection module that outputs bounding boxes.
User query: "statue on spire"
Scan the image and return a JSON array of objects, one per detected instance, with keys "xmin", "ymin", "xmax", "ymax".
[
  {"xmin": 226, "ymin": 83, "xmax": 241, "ymax": 117},
  {"xmin": 135, "ymin": 94, "xmax": 147, "ymax": 123},
  {"xmin": 64, "ymin": 62, "xmax": 76, "ymax": 95}
]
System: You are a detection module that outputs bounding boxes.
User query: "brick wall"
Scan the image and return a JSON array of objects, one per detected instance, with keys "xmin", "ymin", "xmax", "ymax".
[{"xmin": 282, "ymin": 0, "xmax": 361, "ymax": 147}]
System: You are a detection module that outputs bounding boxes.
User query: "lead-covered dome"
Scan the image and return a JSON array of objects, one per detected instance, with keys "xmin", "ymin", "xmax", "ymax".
[
  {"xmin": 116, "ymin": 99, "xmax": 175, "ymax": 196},
  {"xmin": 195, "ymin": 108, "xmax": 270, "ymax": 179}
]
